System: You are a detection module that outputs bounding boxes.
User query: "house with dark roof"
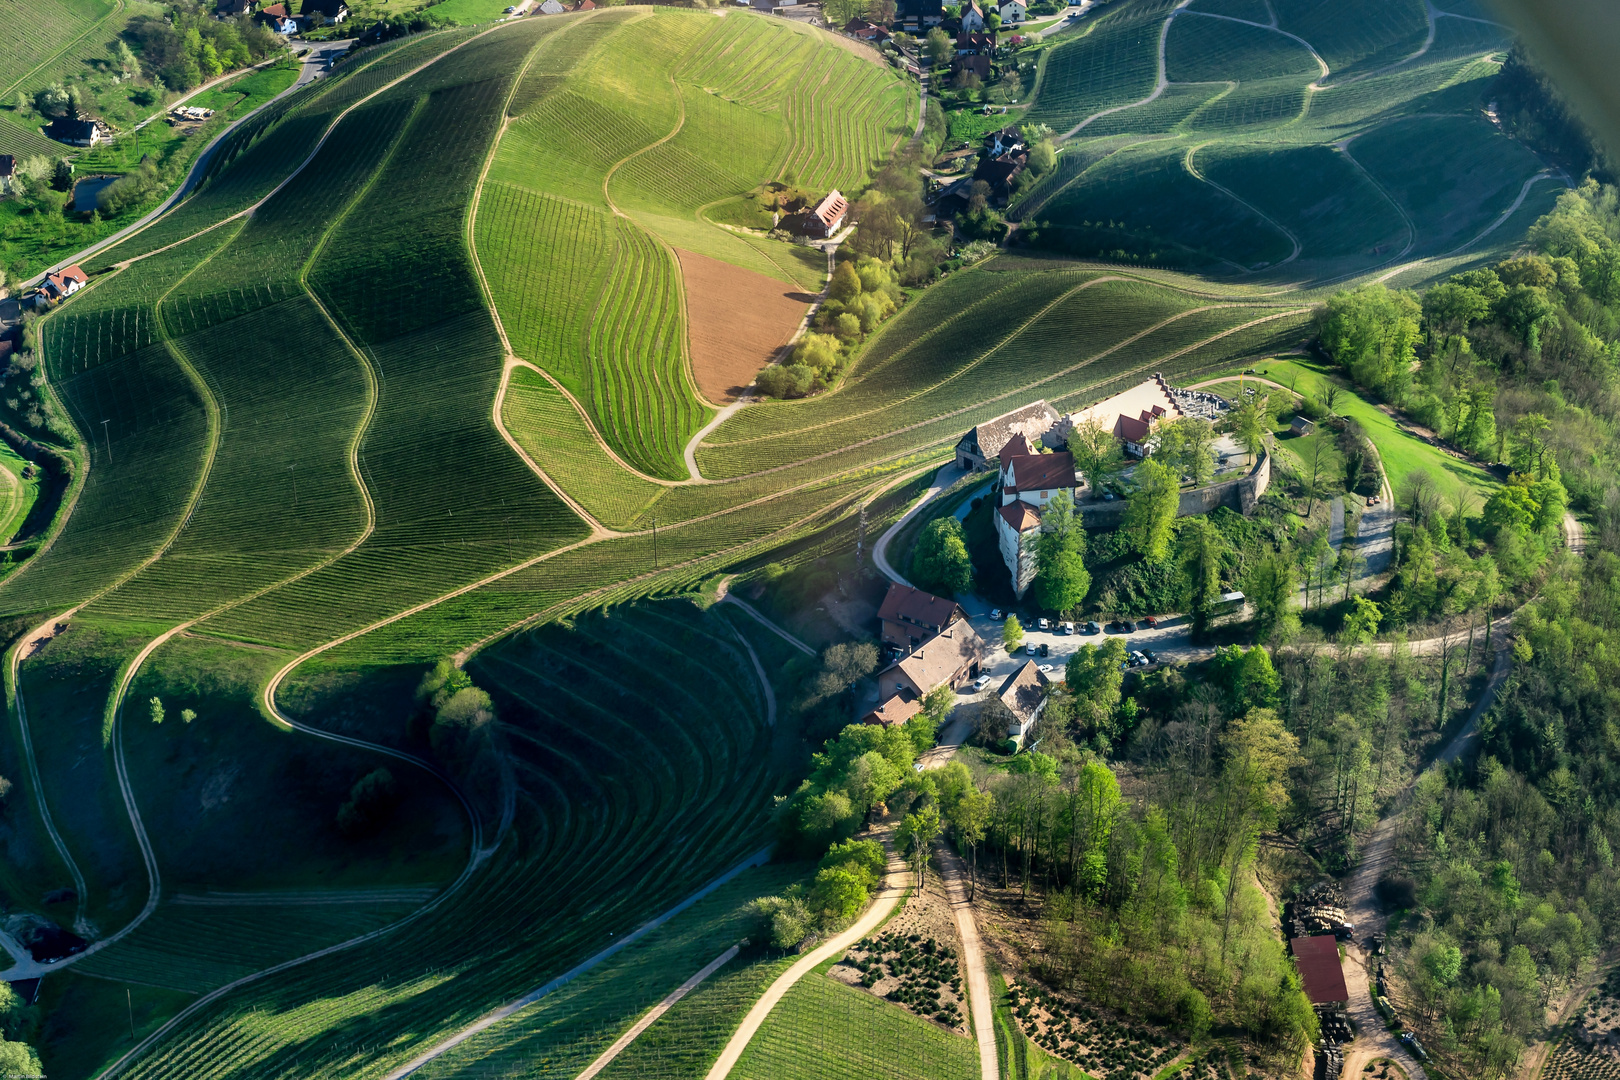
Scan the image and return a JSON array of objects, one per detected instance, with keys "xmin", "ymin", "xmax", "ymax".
[
  {"xmin": 951, "ymin": 54, "xmax": 991, "ymax": 82},
  {"xmin": 877, "ymin": 621, "xmax": 985, "ymax": 703},
  {"xmin": 216, "ymin": 0, "xmax": 256, "ymax": 15},
  {"xmin": 863, "ymin": 694, "xmax": 922, "ymax": 728},
  {"xmin": 932, "ymin": 175, "xmax": 974, "ymax": 218},
  {"xmin": 998, "ymin": 660, "xmax": 1049, "ymax": 748},
  {"xmin": 974, "ymin": 148, "xmax": 1027, "ymax": 202},
  {"xmin": 0, "ymin": 155, "xmax": 15, "ymax": 195},
  {"xmin": 805, "ymin": 189, "xmax": 847, "ymax": 238},
  {"xmin": 898, "ymin": 0, "xmax": 944, "ymax": 30},
  {"xmin": 44, "ymin": 117, "xmax": 101, "ymax": 147},
  {"xmin": 955, "ymin": 400, "xmax": 1058, "ymax": 470},
  {"xmin": 1291, "ymin": 936, "xmax": 1349, "ymax": 1005},
  {"xmin": 878, "ymin": 583, "xmax": 966, "ymax": 652},
  {"xmin": 994, "ymin": 445, "xmax": 1078, "ymax": 597},
  {"xmin": 844, "ymin": 17, "xmax": 890, "ymax": 40},
  {"xmin": 302, "ymin": 0, "xmax": 348, "ymax": 22}
]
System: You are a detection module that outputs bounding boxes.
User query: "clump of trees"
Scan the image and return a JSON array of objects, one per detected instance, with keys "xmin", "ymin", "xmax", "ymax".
[
  {"xmin": 123, "ymin": 5, "xmax": 280, "ymax": 92},
  {"xmin": 911, "ymin": 515, "xmax": 973, "ymax": 596},
  {"xmin": 337, "ymin": 767, "xmax": 400, "ymax": 838},
  {"xmin": 757, "ymin": 256, "xmax": 905, "ymax": 399},
  {"xmin": 417, "ymin": 659, "xmax": 496, "ymax": 756}
]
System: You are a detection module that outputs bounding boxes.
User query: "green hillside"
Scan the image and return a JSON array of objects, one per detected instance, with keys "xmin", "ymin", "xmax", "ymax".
[
  {"xmin": 0, "ymin": 0, "xmax": 1572, "ymax": 1076},
  {"xmin": 1019, "ymin": 0, "xmax": 1562, "ymax": 279}
]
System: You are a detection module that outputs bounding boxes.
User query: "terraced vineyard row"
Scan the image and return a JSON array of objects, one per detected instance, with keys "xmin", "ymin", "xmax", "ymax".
[
  {"xmin": 0, "ymin": 0, "xmax": 116, "ymax": 100},
  {"xmin": 110, "ymin": 601, "xmax": 788, "ymax": 1078}
]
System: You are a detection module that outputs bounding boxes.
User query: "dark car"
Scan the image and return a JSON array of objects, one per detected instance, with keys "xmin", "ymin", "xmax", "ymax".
[
  {"xmin": 1116, "ymin": 620, "xmax": 1135, "ymax": 633},
  {"xmin": 1038, "ymin": 642, "xmax": 1050, "ymax": 657},
  {"xmin": 1081, "ymin": 621, "xmax": 1100, "ymax": 635},
  {"xmin": 1143, "ymin": 650, "xmax": 1159, "ymax": 664}
]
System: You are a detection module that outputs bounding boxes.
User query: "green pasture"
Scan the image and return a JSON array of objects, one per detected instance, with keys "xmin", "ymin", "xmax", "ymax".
[
  {"xmin": 731, "ymin": 972, "xmax": 980, "ymax": 1080},
  {"xmin": 1201, "ymin": 358, "xmax": 1500, "ymax": 502}
]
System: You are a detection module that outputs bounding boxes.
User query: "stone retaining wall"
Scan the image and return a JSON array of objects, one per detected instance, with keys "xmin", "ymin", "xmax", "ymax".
[{"xmin": 1078, "ymin": 450, "xmax": 1270, "ymax": 529}]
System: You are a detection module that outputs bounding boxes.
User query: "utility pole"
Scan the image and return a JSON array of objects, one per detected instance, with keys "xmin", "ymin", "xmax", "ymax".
[
  {"xmin": 102, "ymin": 418, "xmax": 112, "ymax": 462},
  {"xmin": 127, "ymin": 988, "xmax": 135, "ymax": 1039}
]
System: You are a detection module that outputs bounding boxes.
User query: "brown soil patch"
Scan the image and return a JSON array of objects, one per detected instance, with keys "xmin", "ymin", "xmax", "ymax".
[{"xmin": 677, "ymin": 248, "xmax": 812, "ymax": 405}]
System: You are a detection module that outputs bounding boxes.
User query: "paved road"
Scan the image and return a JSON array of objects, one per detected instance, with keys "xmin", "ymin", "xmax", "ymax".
[
  {"xmin": 873, "ymin": 462, "xmax": 970, "ymax": 586},
  {"xmin": 24, "ymin": 41, "xmax": 351, "ymax": 288},
  {"xmin": 1036, "ymin": 1, "xmax": 1101, "ymax": 38}
]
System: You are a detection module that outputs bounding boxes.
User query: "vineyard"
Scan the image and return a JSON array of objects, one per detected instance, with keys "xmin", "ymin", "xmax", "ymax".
[
  {"xmin": 0, "ymin": 0, "xmax": 117, "ymax": 105},
  {"xmin": 1018, "ymin": 0, "xmax": 1556, "ymax": 279},
  {"xmin": 0, "ymin": 3, "xmax": 1463, "ymax": 1077}
]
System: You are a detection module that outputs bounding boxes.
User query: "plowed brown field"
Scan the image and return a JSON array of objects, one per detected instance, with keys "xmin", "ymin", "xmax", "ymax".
[{"xmin": 677, "ymin": 248, "xmax": 813, "ymax": 404}]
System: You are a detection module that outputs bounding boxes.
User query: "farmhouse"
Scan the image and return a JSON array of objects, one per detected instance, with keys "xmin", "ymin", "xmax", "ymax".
[
  {"xmin": 1049, "ymin": 374, "xmax": 1184, "ymax": 457},
  {"xmin": 998, "ymin": 660, "xmax": 1049, "ymax": 749},
  {"xmin": 302, "ymin": 0, "xmax": 350, "ymax": 24},
  {"xmin": 37, "ymin": 265, "xmax": 88, "ymax": 306},
  {"xmin": 955, "ymin": 400, "xmax": 1058, "ymax": 470},
  {"xmin": 999, "ymin": 0, "xmax": 1027, "ymax": 24},
  {"xmin": 44, "ymin": 117, "xmax": 101, "ymax": 147},
  {"xmin": 898, "ymin": 0, "xmax": 944, "ymax": 29},
  {"xmin": 878, "ymin": 582, "xmax": 967, "ymax": 652},
  {"xmin": 877, "ymin": 620, "xmax": 985, "ymax": 703},
  {"xmin": 258, "ymin": 3, "xmax": 298, "ymax": 31},
  {"xmin": 844, "ymin": 17, "xmax": 890, "ymax": 40},
  {"xmin": 862, "ymin": 694, "xmax": 922, "ymax": 728},
  {"xmin": 1291, "ymin": 935, "xmax": 1349, "ymax": 1005},
  {"xmin": 951, "ymin": 54, "xmax": 991, "ymax": 82},
  {"xmin": 994, "ymin": 436, "xmax": 1079, "ymax": 597},
  {"xmin": 960, "ymin": 0, "xmax": 985, "ymax": 31},
  {"xmin": 805, "ymin": 189, "xmax": 847, "ymax": 238}
]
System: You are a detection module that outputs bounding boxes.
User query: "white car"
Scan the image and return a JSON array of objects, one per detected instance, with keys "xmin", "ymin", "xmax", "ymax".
[
  {"xmin": 1037, "ymin": 618, "xmax": 1050, "ymax": 630},
  {"xmin": 1037, "ymin": 663, "xmax": 1054, "ymax": 674},
  {"xmin": 973, "ymin": 674, "xmax": 992, "ymax": 691},
  {"xmin": 990, "ymin": 608, "xmax": 1004, "ymax": 620}
]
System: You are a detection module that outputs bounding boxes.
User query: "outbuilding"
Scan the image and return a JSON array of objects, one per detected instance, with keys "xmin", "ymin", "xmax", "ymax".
[
  {"xmin": 805, "ymin": 189, "xmax": 847, "ymax": 238},
  {"xmin": 1291, "ymin": 935, "xmax": 1349, "ymax": 1005}
]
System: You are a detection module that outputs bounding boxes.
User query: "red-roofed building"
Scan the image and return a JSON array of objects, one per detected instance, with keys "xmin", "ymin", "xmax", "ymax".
[
  {"xmin": 1291, "ymin": 936, "xmax": 1349, "ymax": 1005},
  {"xmin": 878, "ymin": 583, "xmax": 966, "ymax": 651},
  {"xmin": 994, "ymin": 446, "xmax": 1078, "ymax": 598},
  {"xmin": 1051, "ymin": 375, "xmax": 1184, "ymax": 458},
  {"xmin": 863, "ymin": 695, "xmax": 922, "ymax": 728},
  {"xmin": 40, "ymin": 265, "xmax": 88, "ymax": 302},
  {"xmin": 805, "ymin": 189, "xmax": 847, "ymax": 238}
]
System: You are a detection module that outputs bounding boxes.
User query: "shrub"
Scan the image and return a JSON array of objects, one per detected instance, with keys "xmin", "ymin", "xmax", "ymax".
[
  {"xmin": 755, "ymin": 363, "xmax": 816, "ymax": 399},
  {"xmin": 336, "ymin": 767, "xmax": 399, "ymax": 837}
]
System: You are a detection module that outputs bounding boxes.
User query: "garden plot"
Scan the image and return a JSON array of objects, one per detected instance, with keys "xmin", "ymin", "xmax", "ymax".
[
  {"xmin": 835, "ymin": 930, "xmax": 968, "ymax": 1033},
  {"xmin": 678, "ymin": 248, "xmax": 813, "ymax": 404},
  {"xmin": 1005, "ymin": 977, "xmax": 1185, "ymax": 1079},
  {"xmin": 1547, "ymin": 971, "xmax": 1620, "ymax": 1080}
]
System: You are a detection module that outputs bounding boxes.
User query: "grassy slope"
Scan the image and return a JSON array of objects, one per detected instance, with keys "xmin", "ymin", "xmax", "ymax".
[
  {"xmin": 477, "ymin": 9, "xmax": 912, "ymax": 479},
  {"xmin": 1019, "ymin": 0, "xmax": 1543, "ymax": 283}
]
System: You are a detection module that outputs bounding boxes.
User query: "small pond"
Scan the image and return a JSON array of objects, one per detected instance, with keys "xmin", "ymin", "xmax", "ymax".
[{"xmin": 72, "ymin": 174, "xmax": 119, "ymax": 213}]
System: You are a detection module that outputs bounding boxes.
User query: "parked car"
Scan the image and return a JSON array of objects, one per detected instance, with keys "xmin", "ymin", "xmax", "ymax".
[
  {"xmin": 1037, "ymin": 618, "xmax": 1050, "ymax": 630},
  {"xmin": 1367, "ymin": 496, "xmax": 1376, "ymax": 506},
  {"xmin": 990, "ymin": 608, "xmax": 1004, "ymax": 620},
  {"xmin": 1113, "ymin": 620, "xmax": 1135, "ymax": 633},
  {"xmin": 1038, "ymin": 642, "xmax": 1050, "ymax": 657},
  {"xmin": 1143, "ymin": 650, "xmax": 1159, "ymax": 664},
  {"xmin": 1142, "ymin": 615, "xmax": 1159, "ymax": 629},
  {"xmin": 973, "ymin": 674, "xmax": 992, "ymax": 691},
  {"xmin": 1037, "ymin": 663, "xmax": 1054, "ymax": 674},
  {"xmin": 1081, "ymin": 621, "xmax": 1100, "ymax": 635},
  {"xmin": 1060, "ymin": 621, "xmax": 1074, "ymax": 635}
]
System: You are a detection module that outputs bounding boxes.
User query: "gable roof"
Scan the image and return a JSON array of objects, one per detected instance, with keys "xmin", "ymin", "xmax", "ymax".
[
  {"xmin": 303, "ymin": 0, "xmax": 347, "ymax": 13},
  {"xmin": 998, "ymin": 432, "xmax": 1032, "ymax": 465},
  {"xmin": 864, "ymin": 695, "xmax": 923, "ymax": 728},
  {"xmin": 999, "ymin": 501, "xmax": 1041, "ymax": 532},
  {"xmin": 217, "ymin": 0, "xmax": 255, "ymax": 14},
  {"xmin": 57, "ymin": 265, "xmax": 87, "ymax": 286},
  {"xmin": 878, "ymin": 583, "xmax": 964, "ymax": 632},
  {"xmin": 1291, "ymin": 936, "xmax": 1349, "ymax": 1004},
  {"xmin": 965, "ymin": 401, "xmax": 1057, "ymax": 461},
  {"xmin": 261, "ymin": 2, "xmax": 289, "ymax": 14},
  {"xmin": 889, "ymin": 623, "xmax": 984, "ymax": 694},
  {"xmin": 811, "ymin": 189, "xmax": 847, "ymax": 230},
  {"xmin": 1061, "ymin": 375, "xmax": 1184, "ymax": 448},
  {"xmin": 998, "ymin": 660, "xmax": 1048, "ymax": 722},
  {"xmin": 1006, "ymin": 451, "xmax": 1076, "ymax": 493}
]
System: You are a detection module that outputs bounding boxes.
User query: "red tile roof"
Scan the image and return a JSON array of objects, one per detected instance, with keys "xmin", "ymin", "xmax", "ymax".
[
  {"xmin": 878, "ymin": 583, "xmax": 963, "ymax": 631},
  {"xmin": 997, "ymin": 432, "xmax": 1032, "ymax": 466},
  {"xmin": 1005, "ymin": 451, "xmax": 1076, "ymax": 493},
  {"xmin": 1292, "ymin": 936, "xmax": 1348, "ymax": 1004},
  {"xmin": 864, "ymin": 695, "xmax": 922, "ymax": 727},
  {"xmin": 811, "ymin": 189, "xmax": 847, "ymax": 231},
  {"xmin": 999, "ymin": 502, "xmax": 1040, "ymax": 532}
]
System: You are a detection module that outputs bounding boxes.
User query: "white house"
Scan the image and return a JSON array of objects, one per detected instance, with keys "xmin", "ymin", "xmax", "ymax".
[
  {"xmin": 999, "ymin": 0, "xmax": 1027, "ymax": 25},
  {"xmin": 538, "ymin": 0, "xmax": 567, "ymax": 12},
  {"xmin": 992, "ymin": 434, "xmax": 1078, "ymax": 597},
  {"xmin": 960, "ymin": 0, "xmax": 985, "ymax": 31}
]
